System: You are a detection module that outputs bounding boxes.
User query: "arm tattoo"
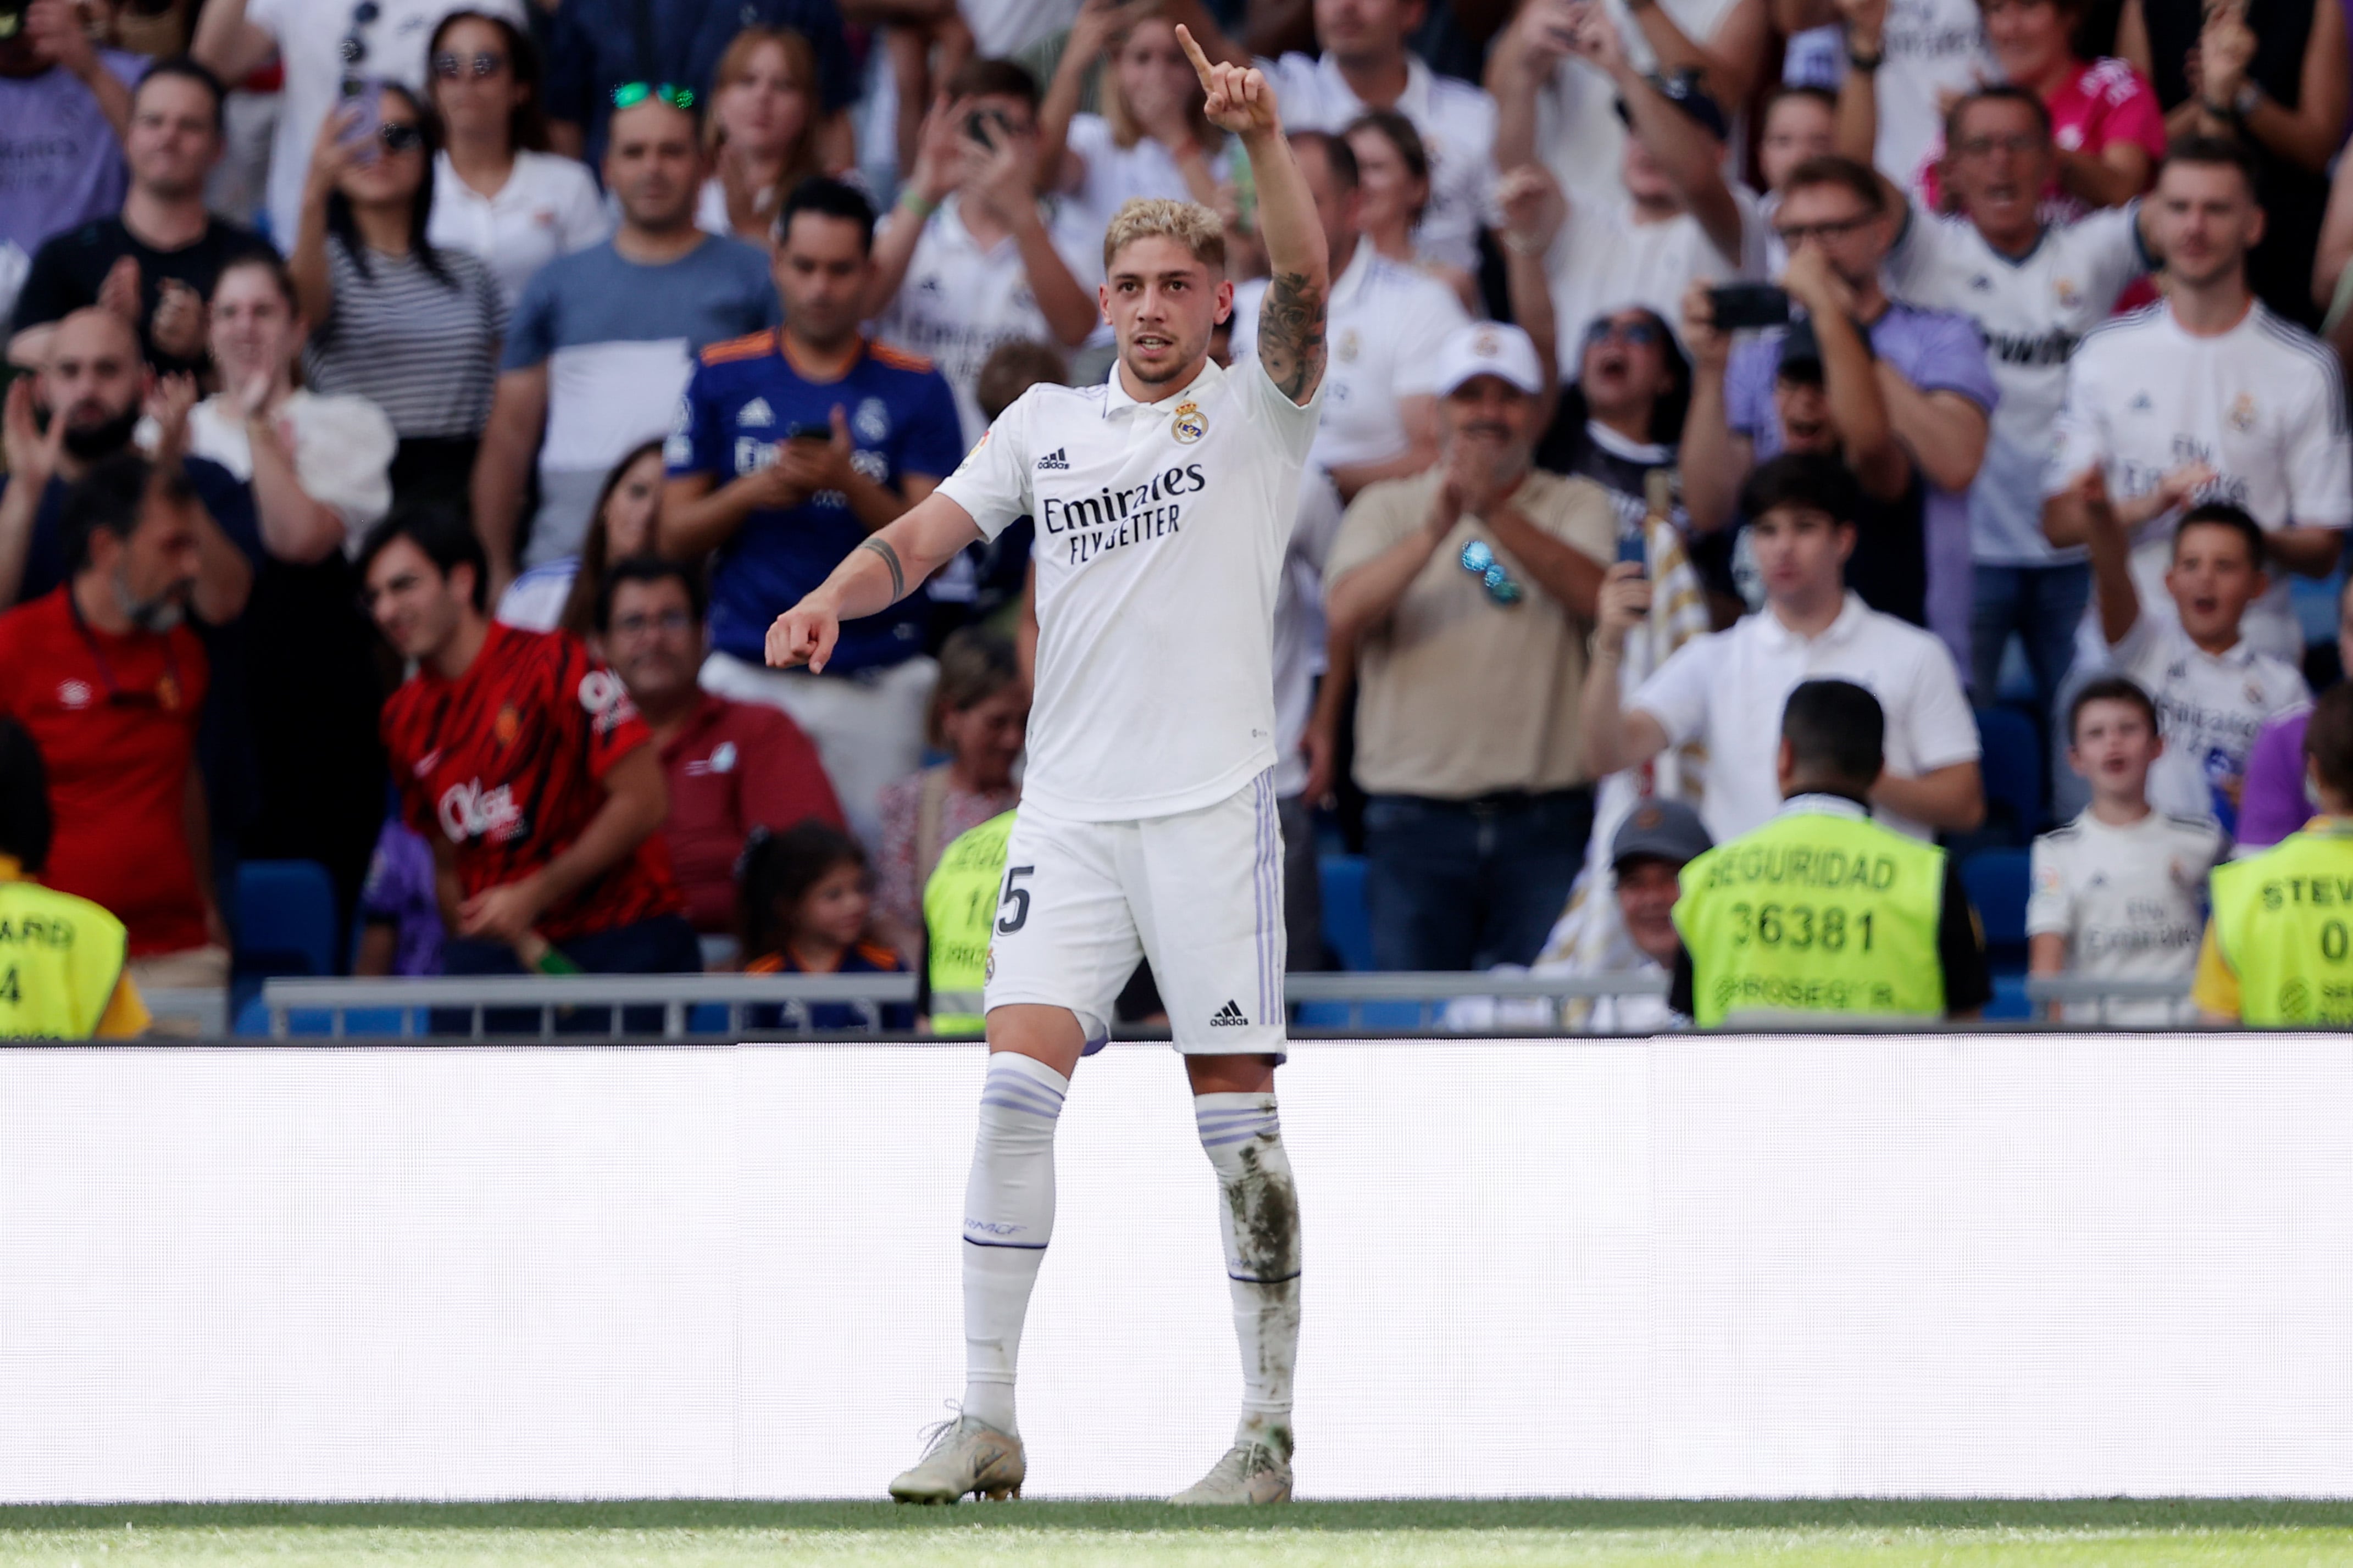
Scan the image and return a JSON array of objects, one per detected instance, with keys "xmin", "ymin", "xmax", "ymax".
[
  {"xmin": 861, "ymin": 536, "xmax": 907, "ymax": 602},
  {"xmin": 1256, "ymin": 268, "xmax": 1328, "ymax": 404}
]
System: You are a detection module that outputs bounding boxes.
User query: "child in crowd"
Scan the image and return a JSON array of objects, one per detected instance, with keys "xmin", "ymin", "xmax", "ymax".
[
  {"xmin": 2072, "ymin": 477, "xmax": 2311, "ymax": 829},
  {"xmin": 740, "ymin": 822, "xmax": 915, "ymax": 1032},
  {"xmin": 2028, "ymin": 677, "xmax": 2226, "ymax": 1022}
]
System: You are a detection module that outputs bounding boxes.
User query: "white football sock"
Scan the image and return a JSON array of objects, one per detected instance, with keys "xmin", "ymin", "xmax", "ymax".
[
  {"xmin": 1195, "ymin": 1092, "xmax": 1302, "ymax": 1459},
  {"xmin": 959, "ymin": 1053, "xmax": 1067, "ymax": 1437}
]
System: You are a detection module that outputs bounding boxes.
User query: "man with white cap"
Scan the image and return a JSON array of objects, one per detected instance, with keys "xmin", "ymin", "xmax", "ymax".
[{"xmin": 1324, "ymin": 321, "xmax": 1618, "ymax": 970}]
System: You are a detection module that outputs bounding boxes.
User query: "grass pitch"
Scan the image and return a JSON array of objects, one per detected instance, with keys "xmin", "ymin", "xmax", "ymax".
[{"xmin": 0, "ymin": 1500, "xmax": 2349, "ymax": 1566}]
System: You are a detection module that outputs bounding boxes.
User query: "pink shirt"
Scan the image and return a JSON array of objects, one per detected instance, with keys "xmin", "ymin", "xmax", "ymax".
[{"xmin": 1917, "ymin": 58, "xmax": 2167, "ymax": 222}]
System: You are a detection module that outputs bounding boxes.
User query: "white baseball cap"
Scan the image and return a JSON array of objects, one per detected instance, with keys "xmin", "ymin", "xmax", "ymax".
[{"xmin": 1431, "ymin": 321, "xmax": 1546, "ymax": 398}]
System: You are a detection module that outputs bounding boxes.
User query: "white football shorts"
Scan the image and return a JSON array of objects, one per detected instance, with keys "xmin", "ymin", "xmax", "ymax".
[{"xmin": 984, "ymin": 769, "xmax": 1288, "ymax": 1057}]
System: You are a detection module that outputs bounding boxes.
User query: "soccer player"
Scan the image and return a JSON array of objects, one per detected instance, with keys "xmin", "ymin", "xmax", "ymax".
[
  {"xmin": 2028, "ymin": 676, "xmax": 2224, "ymax": 1024},
  {"xmin": 766, "ymin": 30, "xmax": 1329, "ymax": 1507}
]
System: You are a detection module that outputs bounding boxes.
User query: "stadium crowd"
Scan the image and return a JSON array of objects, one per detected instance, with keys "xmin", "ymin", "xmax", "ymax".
[{"xmin": 3, "ymin": 0, "xmax": 2351, "ymax": 1032}]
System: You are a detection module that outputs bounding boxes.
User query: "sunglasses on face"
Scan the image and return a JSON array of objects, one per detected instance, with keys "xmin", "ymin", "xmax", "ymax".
[
  {"xmin": 611, "ymin": 81, "xmax": 696, "ymax": 110},
  {"xmin": 377, "ymin": 121, "xmax": 424, "ymax": 153},
  {"xmin": 1584, "ymin": 318, "xmax": 1663, "ymax": 349},
  {"xmin": 1459, "ymin": 540, "xmax": 1525, "ymax": 606},
  {"xmin": 432, "ymin": 51, "xmax": 509, "ymax": 79}
]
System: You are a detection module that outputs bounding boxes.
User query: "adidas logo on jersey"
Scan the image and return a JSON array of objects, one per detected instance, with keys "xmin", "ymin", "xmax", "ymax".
[
  {"xmin": 1036, "ymin": 447, "xmax": 1070, "ymax": 470},
  {"xmin": 737, "ymin": 398, "xmax": 775, "ymax": 428},
  {"xmin": 1211, "ymin": 1000, "xmax": 1248, "ymax": 1027},
  {"xmin": 2128, "ymin": 392, "xmax": 2154, "ymax": 413}
]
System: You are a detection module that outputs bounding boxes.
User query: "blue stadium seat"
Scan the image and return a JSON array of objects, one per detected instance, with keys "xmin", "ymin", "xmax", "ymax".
[
  {"xmin": 1972, "ymin": 705, "xmax": 2045, "ymax": 847},
  {"xmin": 1985, "ymin": 972, "xmax": 2034, "ymax": 1021},
  {"xmin": 1960, "ymin": 848, "xmax": 2032, "ymax": 972},
  {"xmin": 1319, "ymin": 854, "xmax": 1374, "ymax": 971},
  {"xmin": 234, "ymin": 860, "xmax": 339, "ymax": 981}
]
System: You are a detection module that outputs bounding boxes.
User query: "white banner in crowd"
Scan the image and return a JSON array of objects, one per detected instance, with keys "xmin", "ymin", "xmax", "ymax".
[{"xmin": 1, "ymin": 1036, "xmax": 2351, "ymax": 1501}]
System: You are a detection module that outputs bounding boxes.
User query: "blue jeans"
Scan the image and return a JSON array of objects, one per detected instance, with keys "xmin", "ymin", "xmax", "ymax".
[
  {"xmin": 1969, "ymin": 561, "xmax": 2091, "ymax": 705},
  {"xmin": 439, "ymin": 913, "xmax": 702, "ymax": 1035},
  {"xmin": 1363, "ymin": 789, "xmax": 1594, "ymax": 972}
]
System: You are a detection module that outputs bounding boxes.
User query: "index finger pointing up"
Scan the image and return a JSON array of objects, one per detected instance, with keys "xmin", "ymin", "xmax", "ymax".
[{"xmin": 1174, "ymin": 23, "xmax": 1216, "ymax": 84}]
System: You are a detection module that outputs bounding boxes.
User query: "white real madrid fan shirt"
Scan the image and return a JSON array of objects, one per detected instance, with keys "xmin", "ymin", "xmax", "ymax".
[{"xmin": 936, "ymin": 357, "xmax": 1323, "ymax": 821}]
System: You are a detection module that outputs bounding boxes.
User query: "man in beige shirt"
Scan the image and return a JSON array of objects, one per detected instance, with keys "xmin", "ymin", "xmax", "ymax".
[{"xmin": 1324, "ymin": 321, "xmax": 1617, "ymax": 970}]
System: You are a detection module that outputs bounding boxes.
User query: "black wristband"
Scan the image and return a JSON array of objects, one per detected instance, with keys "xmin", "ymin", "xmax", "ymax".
[{"xmin": 1846, "ymin": 45, "xmax": 1884, "ymax": 72}]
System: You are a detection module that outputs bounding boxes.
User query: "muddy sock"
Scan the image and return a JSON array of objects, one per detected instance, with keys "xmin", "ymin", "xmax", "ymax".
[
  {"xmin": 1195, "ymin": 1092, "xmax": 1302, "ymax": 1461},
  {"xmin": 961, "ymin": 1053, "xmax": 1067, "ymax": 1438}
]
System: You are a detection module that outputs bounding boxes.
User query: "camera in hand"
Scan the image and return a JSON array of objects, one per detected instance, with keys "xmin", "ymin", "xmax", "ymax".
[{"xmin": 1706, "ymin": 282, "xmax": 1791, "ymax": 331}]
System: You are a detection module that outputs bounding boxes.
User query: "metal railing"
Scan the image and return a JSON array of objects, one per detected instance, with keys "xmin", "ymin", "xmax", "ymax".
[{"xmin": 254, "ymin": 971, "xmax": 2204, "ymax": 1041}]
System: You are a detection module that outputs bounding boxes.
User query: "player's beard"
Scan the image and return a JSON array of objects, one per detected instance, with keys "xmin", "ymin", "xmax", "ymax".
[{"xmin": 1119, "ymin": 321, "xmax": 1209, "ymax": 388}]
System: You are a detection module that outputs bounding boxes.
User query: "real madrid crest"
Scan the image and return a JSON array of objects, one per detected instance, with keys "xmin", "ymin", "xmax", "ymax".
[
  {"xmin": 1172, "ymin": 400, "xmax": 1207, "ymax": 444},
  {"xmin": 1337, "ymin": 327, "xmax": 1361, "ymax": 363},
  {"xmin": 2229, "ymin": 392, "xmax": 2258, "ymax": 432}
]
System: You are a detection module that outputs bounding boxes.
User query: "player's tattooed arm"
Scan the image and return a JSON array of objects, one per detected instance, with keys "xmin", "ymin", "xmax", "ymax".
[
  {"xmin": 1256, "ymin": 269, "xmax": 1328, "ymax": 405},
  {"xmin": 859, "ymin": 536, "xmax": 907, "ymax": 602}
]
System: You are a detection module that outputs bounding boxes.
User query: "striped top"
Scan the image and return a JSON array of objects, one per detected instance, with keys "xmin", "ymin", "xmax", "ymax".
[{"xmin": 302, "ymin": 238, "xmax": 507, "ymax": 441}]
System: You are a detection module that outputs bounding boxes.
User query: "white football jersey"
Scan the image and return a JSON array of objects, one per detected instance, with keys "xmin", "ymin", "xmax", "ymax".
[
  {"xmin": 872, "ymin": 195, "xmax": 1104, "ymax": 446},
  {"xmin": 2109, "ymin": 611, "xmax": 2311, "ymax": 824},
  {"xmin": 936, "ymin": 357, "xmax": 1322, "ymax": 821},
  {"xmin": 1876, "ymin": 0, "xmax": 1996, "ymax": 187},
  {"xmin": 2045, "ymin": 300, "xmax": 2353, "ymax": 664},
  {"xmin": 1526, "ymin": 0, "xmax": 1746, "ymax": 208},
  {"xmin": 1228, "ymin": 243, "xmax": 1469, "ymax": 471},
  {"xmin": 1883, "ymin": 202, "xmax": 2146, "ymax": 565},
  {"xmin": 1543, "ymin": 186, "xmax": 1763, "ymax": 374},
  {"xmin": 2028, "ymin": 808, "xmax": 2224, "ymax": 1022}
]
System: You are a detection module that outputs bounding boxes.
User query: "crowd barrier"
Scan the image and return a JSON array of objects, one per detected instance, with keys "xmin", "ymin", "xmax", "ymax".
[{"xmin": 0, "ymin": 1031, "xmax": 2342, "ymax": 1502}]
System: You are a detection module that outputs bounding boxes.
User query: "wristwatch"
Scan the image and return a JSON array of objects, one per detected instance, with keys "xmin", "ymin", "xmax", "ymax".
[{"xmin": 1846, "ymin": 43, "xmax": 1884, "ymax": 71}]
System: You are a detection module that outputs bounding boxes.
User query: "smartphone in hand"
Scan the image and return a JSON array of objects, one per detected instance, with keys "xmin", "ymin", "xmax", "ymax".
[{"xmin": 1706, "ymin": 282, "xmax": 1791, "ymax": 331}]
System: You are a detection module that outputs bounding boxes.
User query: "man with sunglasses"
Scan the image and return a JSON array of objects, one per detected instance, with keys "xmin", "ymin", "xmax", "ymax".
[
  {"xmin": 193, "ymin": 0, "xmax": 529, "ymax": 254},
  {"xmin": 0, "ymin": 453, "xmax": 231, "ymax": 1005},
  {"xmin": 1324, "ymin": 322, "xmax": 1615, "ymax": 971}
]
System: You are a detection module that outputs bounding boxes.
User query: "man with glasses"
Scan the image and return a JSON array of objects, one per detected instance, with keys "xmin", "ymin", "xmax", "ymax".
[
  {"xmin": 471, "ymin": 83, "xmax": 778, "ymax": 597},
  {"xmin": 1323, "ymin": 323, "xmax": 1615, "ymax": 971},
  {"xmin": 593, "ymin": 555, "xmax": 843, "ymax": 941},
  {"xmin": 1691, "ymin": 153, "xmax": 1995, "ymax": 679},
  {"xmin": 1229, "ymin": 130, "xmax": 1467, "ymax": 503},
  {"xmin": 1840, "ymin": 70, "xmax": 2157, "ymax": 711},
  {"xmin": 193, "ymin": 0, "xmax": 528, "ymax": 251},
  {"xmin": 0, "ymin": 454, "xmax": 231, "ymax": 1005}
]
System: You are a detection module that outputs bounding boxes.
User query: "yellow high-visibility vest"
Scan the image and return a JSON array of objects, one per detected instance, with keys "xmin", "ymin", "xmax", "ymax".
[
  {"xmin": 2208, "ymin": 825, "xmax": 2353, "ymax": 1026},
  {"xmin": 0, "ymin": 875, "xmax": 135, "ymax": 1039},
  {"xmin": 1674, "ymin": 801, "xmax": 1947, "ymax": 1027},
  {"xmin": 924, "ymin": 810, "xmax": 1017, "ymax": 1035}
]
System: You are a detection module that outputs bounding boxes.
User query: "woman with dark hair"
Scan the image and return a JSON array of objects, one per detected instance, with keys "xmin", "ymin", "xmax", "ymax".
[
  {"xmin": 739, "ymin": 822, "xmax": 914, "ymax": 1032},
  {"xmin": 1345, "ymin": 110, "xmax": 1476, "ymax": 312},
  {"xmin": 1534, "ymin": 307, "xmax": 1694, "ymax": 541},
  {"xmin": 496, "ymin": 440, "xmax": 665, "ymax": 635},
  {"xmin": 291, "ymin": 80, "xmax": 507, "ymax": 514},
  {"xmin": 698, "ymin": 25, "xmax": 834, "ymax": 242},
  {"xmin": 425, "ymin": 9, "xmax": 609, "ymax": 308}
]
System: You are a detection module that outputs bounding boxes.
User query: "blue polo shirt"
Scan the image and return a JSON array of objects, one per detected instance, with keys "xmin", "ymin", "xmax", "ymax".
[{"xmin": 668, "ymin": 331, "xmax": 963, "ymax": 674}]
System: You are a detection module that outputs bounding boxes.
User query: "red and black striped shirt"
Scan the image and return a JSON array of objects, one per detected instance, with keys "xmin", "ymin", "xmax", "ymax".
[{"xmin": 381, "ymin": 622, "xmax": 681, "ymax": 942}]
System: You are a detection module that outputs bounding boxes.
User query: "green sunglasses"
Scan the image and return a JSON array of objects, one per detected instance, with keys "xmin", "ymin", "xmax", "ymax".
[{"xmin": 611, "ymin": 81, "xmax": 696, "ymax": 110}]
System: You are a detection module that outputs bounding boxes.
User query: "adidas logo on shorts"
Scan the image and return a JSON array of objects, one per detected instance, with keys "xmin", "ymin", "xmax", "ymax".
[
  {"xmin": 1036, "ymin": 447, "xmax": 1070, "ymax": 471},
  {"xmin": 1211, "ymin": 1000, "xmax": 1248, "ymax": 1027}
]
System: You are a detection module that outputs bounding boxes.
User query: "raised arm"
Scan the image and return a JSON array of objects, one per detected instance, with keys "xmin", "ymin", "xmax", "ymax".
[
  {"xmin": 1180, "ymin": 25, "xmax": 1329, "ymax": 405},
  {"xmin": 766, "ymin": 490, "xmax": 986, "ymax": 671},
  {"xmin": 1574, "ymin": 11, "xmax": 1744, "ymax": 263}
]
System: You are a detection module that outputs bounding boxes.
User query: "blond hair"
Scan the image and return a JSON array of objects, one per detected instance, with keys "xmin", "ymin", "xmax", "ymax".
[{"xmin": 1103, "ymin": 197, "xmax": 1227, "ymax": 274}]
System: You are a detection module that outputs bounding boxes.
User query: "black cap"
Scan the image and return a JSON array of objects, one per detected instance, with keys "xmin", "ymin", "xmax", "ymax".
[{"xmin": 1613, "ymin": 71, "xmax": 1730, "ymax": 142}]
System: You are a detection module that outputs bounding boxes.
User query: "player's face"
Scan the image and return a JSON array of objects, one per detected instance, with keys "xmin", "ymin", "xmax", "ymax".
[
  {"xmin": 774, "ymin": 212, "xmax": 873, "ymax": 350},
  {"xmin": 1102, "ymin": 235, "xmax": 1229, "ymax": 389},
  {"xmin": 1945, "ymin": 98, "xmax": 2054, "ymax": 242},
  {"xmin": 2069, "ymin": 698, "xmax": 2162, "ymax": 797},
  {"xmin": 603, "ymin": 577, "xmax": 703, "ymax": 707},
  {"xmin": 208, "ymin": 264, "xmax": 302, "ymax": 388},
  {"xmin": 2166, "ymin": 521, "xmax": 2268, "ymax": 648},
  {"xmin": 605, "ymin": 101, "xmax": 705, "ymax": 231},
  {"xmin": 1614, "ymin": 858, "xmax": 1685, "ymax": 966},
  {"xmin": 796, "ymin": 860, "xmax": 874, "ymax": 950},
  {"xmin": 364, "ymin": 537, "xmax": 469, "ymax": 661},
  {"xmin": 940, "ymin": 682, "xmax": 1030, "ymax": 791},
  {"xmin": 2151, "ymin": 162, "xmax": 2263, "ymax": 289},
  {"xmin": 125, "ymin": 75, "xmax": 220, "ymax": 199},
  {"xmin": 1748, "ymin": 504, "xmax": 1853, "ymax": 599},
  {"xmin": 1759, "ymin": 95, "xmax": 1833, "ymax": 193}
]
